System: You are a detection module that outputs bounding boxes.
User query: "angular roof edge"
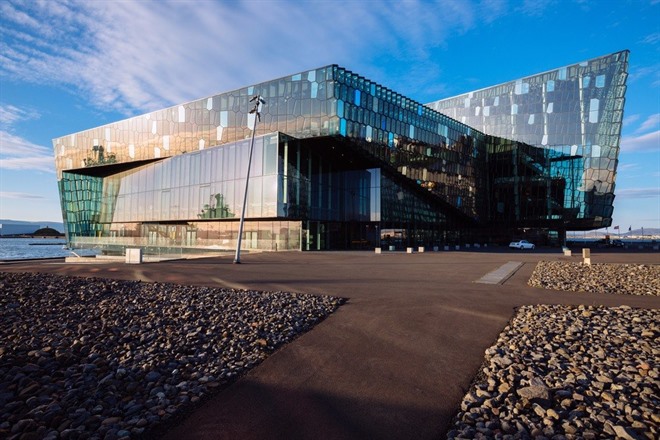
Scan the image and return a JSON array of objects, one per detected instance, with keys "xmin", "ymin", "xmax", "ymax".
[{"xmin": 426, "ymin": 50, "xmax": 630, "ymax": 104}]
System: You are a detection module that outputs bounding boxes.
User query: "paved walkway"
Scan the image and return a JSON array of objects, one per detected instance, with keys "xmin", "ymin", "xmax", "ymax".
[{"xmin": 2, "ymin": 249, "xmax": 658, "ymax": 439}]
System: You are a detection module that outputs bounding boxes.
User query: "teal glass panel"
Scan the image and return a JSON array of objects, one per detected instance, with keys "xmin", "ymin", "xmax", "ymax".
[
  {"xmin": 263, "ymin": 135, "xmax": 278, "ymax": 175},
  {"xmin": 428, "ymin": 50, "xmax": 628, "ymax": 228}
]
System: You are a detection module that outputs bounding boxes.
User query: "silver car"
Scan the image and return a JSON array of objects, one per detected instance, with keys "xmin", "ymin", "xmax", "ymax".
[{"xmin": 509, "ymin": 240, "xmax": 535, "ymax": 250}]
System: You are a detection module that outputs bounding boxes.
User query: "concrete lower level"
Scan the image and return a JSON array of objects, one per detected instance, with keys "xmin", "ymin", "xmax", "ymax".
[{"xmin": 1, "ymin": 249, "xmax": 658, "ymax": 439}]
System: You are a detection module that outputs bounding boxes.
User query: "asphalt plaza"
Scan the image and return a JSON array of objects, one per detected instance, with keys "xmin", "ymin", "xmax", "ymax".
[{"xmin": 1, "ymin": 248, "xmax": 658, "ymax": 439}]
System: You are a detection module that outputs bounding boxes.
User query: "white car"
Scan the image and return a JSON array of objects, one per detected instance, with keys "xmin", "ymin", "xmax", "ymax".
[{"xmin": 509, "ymin": 240, "xmax": 535, "ymax": 250}]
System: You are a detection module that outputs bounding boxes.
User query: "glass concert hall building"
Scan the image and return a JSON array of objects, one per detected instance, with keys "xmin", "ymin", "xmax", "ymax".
[{"xmin": 54, "ymin": 50, "xmax": 628, "ymax": 255}]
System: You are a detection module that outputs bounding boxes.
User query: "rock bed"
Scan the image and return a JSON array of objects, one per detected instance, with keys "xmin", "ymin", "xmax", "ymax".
[
  {"xmin": 448, "ymin": 304, "xmax": 659, "ymax": 439},
  {"xmin": 528, "ymin": 261, "xmax": 660, "ymax": 296},
  {"xmin": 0, "ymin": 272, "xmax": 344, "ymax": 440}
]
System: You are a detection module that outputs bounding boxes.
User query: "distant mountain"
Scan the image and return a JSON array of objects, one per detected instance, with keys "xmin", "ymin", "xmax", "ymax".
[
  {"xmin": 625, "ymin": 228, "xmax": 660, "ymax": 235},
  {"xmin": 0, "ymin": 219, "xmax": 64, "ymax": 233},
  {"xmin": 568, "ymin": 228, "xmax": 660, "ymax": 238}
]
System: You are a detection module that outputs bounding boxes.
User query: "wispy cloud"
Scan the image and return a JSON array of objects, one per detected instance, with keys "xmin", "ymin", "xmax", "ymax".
[
  {"xmin": 0, "ymin": 0, "xmax": 516, "ymax": 115},
  {"xmin": 635, "ymin": 113, "xmax": 660, "ymax": 134},
  {"xmin": 628, "ymin": 63, "xmax": 660, "ymax": 87},
  {"xmin": 620, "ymin": 130, "xmax": 660, "ymax": 152},
  {"xmin": 0, "ymin": 104, "xmax": 39, "ymax": 126},
  {"xmin": 641, "ymin": 32, "xmax": 660, "ymax": 44},
  {"xmin": 0, "ymin": 191, "xmax": 46, "ymax": 200},
  {"xmin": 0, "ymin": 130, "xmax": 54, "ymax": 172},
  {"xmin": 617, "ymin": 163, "xmax": 639, "ymax": 171},
  {"xmin": 615, "ymin": 187, "xmax": 660, "ymax": 199},
  {"xmin": 623, "ymin": 114, "xmax": 640, "ymax": 127},
  {"xmin": 519, "ymin": 0, "xmax": 554, "ymax": 16}
]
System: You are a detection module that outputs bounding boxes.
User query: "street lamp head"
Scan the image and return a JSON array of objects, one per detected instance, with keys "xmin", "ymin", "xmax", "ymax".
[
  {"xmin": 250, "ymin": 95, "xmax": 266, "ymax": 104},
  {"xmin": 249, "ymin": 95, "xmax": 265, "ymax": 121}
]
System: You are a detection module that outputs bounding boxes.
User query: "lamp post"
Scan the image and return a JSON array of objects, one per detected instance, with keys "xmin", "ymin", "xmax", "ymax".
[{"xmin": 234, "ymin": 95, "xmax": 265, "ymax": 264}]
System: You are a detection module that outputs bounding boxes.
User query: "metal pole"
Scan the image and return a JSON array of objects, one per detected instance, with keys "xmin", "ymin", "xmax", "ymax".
[{"xmin": 234, "ymin": 95, "xmax": 263, "ymax": 264}]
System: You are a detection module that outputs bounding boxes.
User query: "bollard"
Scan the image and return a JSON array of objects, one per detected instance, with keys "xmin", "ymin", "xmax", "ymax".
[
  {"xmin": 582, "ymin": 248, "xmax": 591, "ymax": 265},
  {"xmin": 374, "ymin": 248, "xmax": 382, "ymax": 254},
  {"xmin": 563, "ymin": 247, "xmax": 572, "ymax": 256},
  {"xmin": 418, "ymin": 246, "xmax": 425, "ymax": 253},
  {"xmin": 126, "ymin": 248, "xmax": 143, "ymax": 264},
  {"xmin": 407, "ymin": 247, "xmax": 414, "ymax": 253}
]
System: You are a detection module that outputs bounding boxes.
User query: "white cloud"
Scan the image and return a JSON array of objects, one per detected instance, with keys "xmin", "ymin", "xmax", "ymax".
[
  {"xmin": 628, "ymin": 63, "xmax": 660, "ymax": 86},
  {"xmin": 642, "ymin": 32, "xmax": 660, "ymax": 45},
  {"xmin": 0, "ymin": 105, "xmax": 40, "ymax": 126},
  {"xmin": 615, "ymin": 187, "xmax": 660, "ymax": 199},
  {"xmin": 622, "ymin": 114, "xmax": 640, "ymax": 127},
  {"xmin": 620, "ymin": 130, "xmax": 660, "ymax": 152},
  {"xmin": 0, "ymin": 130, "xmax": 54, "ymax": 172},
  {"xmin": 617, "ymin": 163, "xmax": 639, "ymax": 171},
  {"xmin": 0, "ymin": 0, "xmax": 507, "ymax": 115},
  {"xmin": 478, "ymin": 0, "xmax": 508, "ymax": 23},
  {"xmin": 0, "ymin": 191, "xmax": 46, "ymax": 200},
  {"xmin": 635, "ymin": 113, "xmax": 660, "ymax": 134},
  {"xmin": 0, "ymin": 156, "xmax": 55, "ymax": 173},
  {"xmin": 519, "ymin": 0, "xmax": 554, "ymax": 16}
]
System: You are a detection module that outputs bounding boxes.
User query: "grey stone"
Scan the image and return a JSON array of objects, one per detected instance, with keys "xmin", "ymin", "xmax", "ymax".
[
  {"xmin": 145, "ymin": 371, "xmax": 161, "ymax": 382},
  {"xmin": 449, "ymin": 302, "xmax": 659, "ymax": 438},
  {"xmin": 517, "ymin": 384, "xmax": 550, "ymax": 402},
  {"xmin": 0, "ymin": 271, "xmax": 344, "ymax": 439}
]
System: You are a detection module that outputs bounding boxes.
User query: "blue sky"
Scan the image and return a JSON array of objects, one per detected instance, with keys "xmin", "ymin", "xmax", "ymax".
[{"xmin": 1, "ymin": 0, "xmax": 658, "ymax": 231}]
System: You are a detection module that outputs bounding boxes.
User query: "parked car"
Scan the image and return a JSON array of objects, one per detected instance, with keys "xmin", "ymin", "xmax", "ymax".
[{"xmin": 509, "ymin": 240, "xmax": 535, "ymax": 250}]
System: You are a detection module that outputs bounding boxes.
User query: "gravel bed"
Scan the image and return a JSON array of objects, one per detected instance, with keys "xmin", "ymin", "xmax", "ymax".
[
  {"xmin": 0, "ymin": 272, "xmax": 344, "ymax": 440},
  {"xmin": 448, "ymin": 304, "xmax": 659, "ymax": 439},
  {"xmin": 529, "ymin": 261, "xmax": 660, "ymax": 296}
]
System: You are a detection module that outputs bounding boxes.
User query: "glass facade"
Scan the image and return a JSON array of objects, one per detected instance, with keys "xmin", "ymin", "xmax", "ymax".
[
  {"xmin": 59, "ymin": 134, "xmax": 301, "ymax": 254},
  {"xmin": 428, "ymin": 51, "xmax": 629, "ymax": 230},
  {"xmin": 54, "ymin": 52, "xmax": 628, "ymax": 254}
]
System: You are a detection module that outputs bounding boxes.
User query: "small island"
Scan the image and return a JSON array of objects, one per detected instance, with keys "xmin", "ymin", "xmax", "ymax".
[{"xmin": 30, "ymin": 227, "xmax": 65, "ymax": 238}]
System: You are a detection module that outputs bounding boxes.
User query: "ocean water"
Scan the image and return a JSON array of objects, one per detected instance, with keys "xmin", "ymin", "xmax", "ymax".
[{"xmin": 0, "ymin": 238, "xmax": 98, "ymax": 260}]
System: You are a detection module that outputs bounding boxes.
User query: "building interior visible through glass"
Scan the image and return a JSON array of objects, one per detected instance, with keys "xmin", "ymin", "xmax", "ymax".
[{"xmin": 54, "ymin": 50, "xmax": 629, "ymax": 255}]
